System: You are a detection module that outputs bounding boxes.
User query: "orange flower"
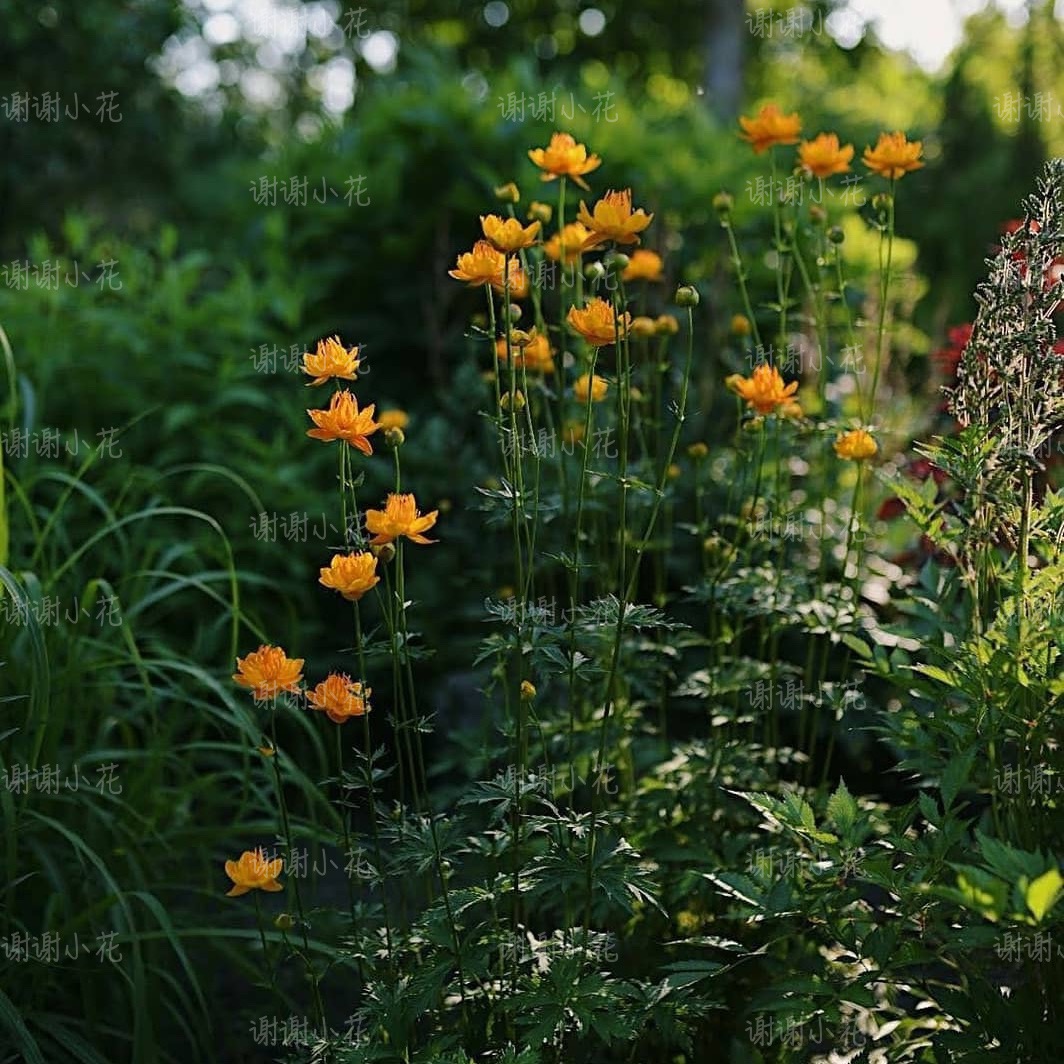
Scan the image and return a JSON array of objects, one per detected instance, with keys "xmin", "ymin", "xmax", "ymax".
[
  {"xmin": 577, "ymin": 189, "xmax": 654, "ymax": 249},
  {"xmin": 797, "ymin": 133, "xmax": 854, "ymax": 178},
  {"xmin": 449, "ymin": 239, "xmax": 506, "ymax": 285},
  {"xmin": 306, "ymin": 390, "xmax": 379, "ymax": 455},
  {"xmin": 302, "ymin": 335, "xmax": 361, "ymax": 386},
  {"xmin": 480, "ymin": 214, "xmax": 540, "ymax": 251},
  {"xmin": 574, "ymin": 373, "xmax": 608, "ymax": 403},
  {"xmin": 544, "ymin": 222, "xmax": 592, "ymax": 264},
  {"xmin": 834, "ymin": 429, "xmax": 878, "ymax": 461},
  {"xmin": 567, "ymin": 297, "xmax": 631, "ymax": 346},
  {"xmin": 492, "ymin": 257, "xmax": 529, "ymax": 299},
  {"xmin": 730, "ymin": 364, "xmax": 799, "ymax": 414},
  {"xmin": 365, "ymin": 493, "xmax": 439, "ymax": 545},
  {"xmin": 233, "ymin": 644, "xmax": 304, "ymax": 701},
  {"xmin": 739, "ymin": 103, "xmax": 802, "ymax": 154},
  {"xmin": 318, "ymin": 551, "xmax": 380, "ymax": 601},
  {"xmin": 622, "ymin": 249, "xmax": 664, "ymax": 282},
  {"xmin": 225, "ymin": 849, "xmax": 284, "ymax": 896},
  {"xmin": 862, "ymin": 131, "xmax": 924, "ymax": 180},
  {"xmin": 528, "ymin": 132, "xmax": 602, "ymax": 190},
  {"xmin": 306, "ymin": 673, "xmax": 371, "ymax": 724},
  {"xmin": 496, "ymin": 329, "xmax": 555, "ymax": 373},
  {"xmin": 377, "ymin": 409, "xmax": 409, "ymax": 431}
]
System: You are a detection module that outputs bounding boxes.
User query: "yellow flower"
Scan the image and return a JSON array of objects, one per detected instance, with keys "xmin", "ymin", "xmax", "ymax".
[
  {"xmin": 687, "ymin": 442, "xmax": 709, "ymax": 459},
  {"xmin": 731, "ymin": 314, "xmax": 752, "ymax": 337},
  {"xmin": 797, "ymin": 133, "xmax": 854, "ymax": 178},
  {"xmin": 834, "ymin": 429, "xmax": 878, "ymax": 461},
  {"xmin": 543, "ymin": 222, "xmax": 591, "ymax": 264},
  {"xmin": 500, "ymin": 389, "xmax": 526, "ymax": 411},
  {"xmin": 528, "ymin": 131, "xmax": 602, "ymax": 190},
  {"xmin": 630, "ymin": 316, "xmax": 658, "ymax": 339},
  {"xmin": 225, "ymin": 849, "xmax": 284, "ymax": 897},
  {"xmin": 306, "ymin": 673, "xmax": 371, "ymax": 724},
  {"xmin": 480, "ymin": 214, "xmax": 541, "ymax": 251},
  {"xmin": 496, "ymin": 329, "xmax": 555, "ymax": 373},
  {"xmin": 731, "ymin": 364, "xmax": 799, "ymax": 415},
  {"xmin": 724, "ymin": 373, "xmax": 744, "ymax": 396},
  {"xmin": 365, "ymin": 493, "xmax": 439, "ymax": 545},
  {"xmin": 493, "ymin": 257, "xmax": 528, "ymax": 299},
  {"xmin": 318, "ymin": 551, "xmax": 380, "ymax": 601},
  {"xmin": 739, "ymin": 103, "xmax": 802, "ymax": 154},
  {"xmin": 233, "ymin": 645, "xmax": 304, "ymax": 701},
  {"xmin": 306, "ymin": 389, "xmax": 380, "ymax": 455},
  {"xmin": 862, "ymin": 131, "xmax": 924, "ymax": 180},
  {"xmin": 302, "ymin": 335, "xmax": 361, "ymax": 386},
  {"xmin": 377, "ymin": 409, "xmax": 409, "ymax": 431},
  {"xmin": 527, "ymin": 201, "xmax": 552, "ymax": 224},
  {"xmin": 494, "ymin": 181, "xmax": 520, "ymax": 203},
  {"xmin": 577, "ymin": 189, "xmax": 654, "ymax": 249},
  {"xmin": 567, "ymin": 297, "xmax": 631, "ymax": 346},
  {"xmin": 520, "ymin": 680, "xmax": 536, "ymax": 701},
  {"xmin": 655, "ymin": 314, "xmax": 679, "ymax": 335},
  {"xmin": 574, "ymin": 373, "xmax": 608, "ymax": 403},
  {"xmin": 622, "ymin": 249, "xmax": 664, "ymax": 282},
  {"xmin": 561, "ymin": 420, "xmax": 585, "ymax": 445},
  {"xmin": 780, "ymin": 401, "xmax": 804, "ymax": 419},
  {"xmin": 667, "ymin": 463, "xmax": 681, "ymax": 480},
  {"xmin": 449, "ymin": 239, "xmax": 506, "ymax": 285}
]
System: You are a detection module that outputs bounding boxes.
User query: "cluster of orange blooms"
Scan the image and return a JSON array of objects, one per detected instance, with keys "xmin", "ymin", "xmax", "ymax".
[{"xmin": 225, "ymin": 334, "xmax": 440, "ymax": 895}]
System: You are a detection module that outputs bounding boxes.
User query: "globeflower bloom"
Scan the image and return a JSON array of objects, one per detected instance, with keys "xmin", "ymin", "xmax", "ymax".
[
  {"xmin": 319, "ymin": 551, "xmax": 380, "ymax": 601},
  {"xmin": 306, "ymin": 390, "xmax": 379, "ymax": 455},
  {"xmin": 863, "ymin": 131, "xmax": 924, "ymax": 179},
  {"xmin": 834, "ymin": 429, "xmax": 878, "ymax": 461},
  {"xmin": 577, "ymin": 189, "xmax": 654, "ymax": 249},
  {"xmin": 622, "ymin": 249, "xmax": 664, "ymax": 282},
  {"xmin": 739, "ymin": 103, "xmax": 801, "ymax": 153},
  {"xmin": 377, "ymin": 409, "xmax": 409, "ymax": 431},
  {"xmin": 365, "ymin": 493, "xmax": 439, "ymax": 545},
  {"xmin": 528, "ymin": 132, "xmax": 602, "ymax": 190},
  {"xmin": 567, "ymin": 297, "xmax": 631, "ymax": 346},
  {"xmin": 225, "ymin": 849, "xmax": 284, "ymax": 897},
  {"xmin": 730, "ymin": 364, "xmax": 799, "ymax": 415},
  {"xmin": 797, "ymin": 133, "xmax": 853, "ymax": 178},
  {"xmin": 449, "ymin": 240, "xmax": 506, "ymax": 286},
  {"xmin": 493, "ymin": 257, "xmax": 528, "ymax": 299},
  {"xmin": 480, "ymin": 214, "xmax": 541, "ymax": 251},
  {"xmin": 233, "ymin": 645, "xmax": 304, "ymax": 701},
  {"xmin": 496, "ymin": 329, "xmax": 555, "ymax": 373},
  {"xmin": 574, "ymin": 373, "xmax": 609, "ymax": 403},
  {"xmin": 302, "ymin": 335, "xmax": 361, "ymax": 386},
  {"xmin": 306, "ymin": 674, "xmax": 371, "ymax": 724},
  {"xmin": 544, "ymin": 222, "xmax": 591, "ymax": 264}
]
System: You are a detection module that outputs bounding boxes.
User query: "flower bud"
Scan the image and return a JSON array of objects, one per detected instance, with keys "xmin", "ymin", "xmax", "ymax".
[
  {"xmin": 384, "ymin": 426, "xmax": 405, "ymax": 448},
  {"xmin": 655, "ymin": 314, "xmax": 679, "ymax": 335},
  {"xmin": 505, "ymin": 303, "xmax": 522, "ymax": 323},
  {"xmin": 712, "ymin": 191, "xmax": 734, "ymax": 216},
  {"xmin": 274, "ymin": 913, "xmax": 296, "ymax": 932},
  {"xmin": 730, "ymin": 313, "xmax": 751, "ymax": 337},
  {"xmin": 584, "ymin": 261, "xmax": 606, "ymax": 283},
  {"xmin": 674, "ymin": 285, "xmax": 700, "ymax": 307},
  {"xmin": 528, "ymin": 201, "xmax": 552, "ymax": 224},
  {"xmin": 629, "ymin": 386, "xmax": 644, "ymax": 402},
  {"xmin": 494, "ymin": 181, "xmax": 520, "ymax": 204},
  {"xmin": 371, "ymin": 542, "xmax": 396, "ymax": 565},
  {"xmin": 827, "ymin": 226, "xmax": 845, "ymax": 245},
  {"xmin": 500, "ymin": 390, "xmax": 526, "ymax": 411},
  {"xmin": 520, "ymin": 680, "xmax": 536, "ymax": 702},
  {"xmin": 605, "ymin": 251, "xmax": 630, "ymax": 273},
  {"xmin": 809, "ymin": 204, "xmax": 827, "ymax": 225},
  {"xmin": 631, "ymin": 316, "xmax": 657, "ymax": 339},
  {"xmin": 687, "ymin": 441, "xmax": 709, "ymax": 459},
  {"xmin": 872, "ymin": 192, "xmax": 893, "ymax": 212},
  {"xmin": 667, "ymin": 463, "xmax": 681, "ymax": 480}
]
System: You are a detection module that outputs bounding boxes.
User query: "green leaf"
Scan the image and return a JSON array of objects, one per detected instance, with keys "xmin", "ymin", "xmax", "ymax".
[
  {"xmin": 826, "ymin": 779, "xmax": 858, "ymax": 838},
  {"xmin": 1026, "ymin": 869, "xmax": 1063, "ymax": 923},
  {"xmin": 941, "ymin": 749, "xmax": 975, "ymax": 811}
]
